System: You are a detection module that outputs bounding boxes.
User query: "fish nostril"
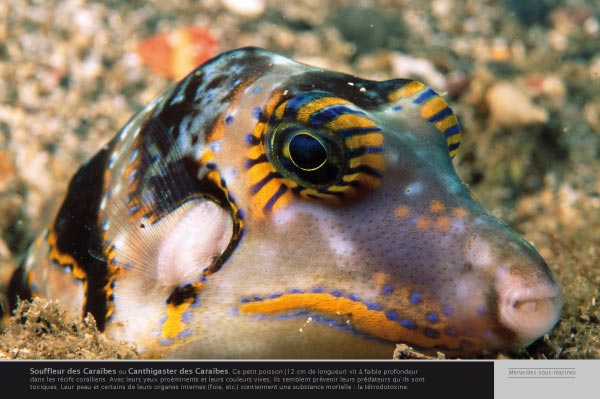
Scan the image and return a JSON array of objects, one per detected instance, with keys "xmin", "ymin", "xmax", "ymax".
[
  {"xmin": 494, "ymin": 262, "xmax": 563, "ymax": 348},
  {"xmin": 499, "ymin": 286, "xmax": 563, "ymax": 347},
  {"xmin": 513, "ymin": 298, "xmax": 541, "ymax": 313}
]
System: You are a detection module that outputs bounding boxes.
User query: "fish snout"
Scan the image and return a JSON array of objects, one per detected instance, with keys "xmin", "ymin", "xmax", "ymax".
[
  {"xmin": 496, "ymin": 263, "xmax": 563, "ymax": 347},
  {"xmin": 460, "ymin": 215, "xmax": 563, "ymax": 350}
]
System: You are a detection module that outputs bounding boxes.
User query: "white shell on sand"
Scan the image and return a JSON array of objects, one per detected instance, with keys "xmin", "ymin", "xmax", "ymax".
[{"xmin": 485, "ymin": 81, "xmax": 548, "ymax": 126}]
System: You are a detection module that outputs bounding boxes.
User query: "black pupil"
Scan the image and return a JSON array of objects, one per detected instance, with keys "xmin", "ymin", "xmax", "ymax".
[{"xmin": 288, "ymin": 133, "xmax": 327, "ymax": 171}]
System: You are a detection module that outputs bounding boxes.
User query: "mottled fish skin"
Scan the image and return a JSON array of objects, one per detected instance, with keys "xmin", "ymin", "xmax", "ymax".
[{"xmin": 8, "ymin": 47, "xmax": 563, "ymax": 358}]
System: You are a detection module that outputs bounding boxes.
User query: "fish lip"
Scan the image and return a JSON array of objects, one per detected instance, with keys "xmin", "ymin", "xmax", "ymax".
[{"xmin": 498, "ymin": 280, "xmax": 563, "ymax": 347}]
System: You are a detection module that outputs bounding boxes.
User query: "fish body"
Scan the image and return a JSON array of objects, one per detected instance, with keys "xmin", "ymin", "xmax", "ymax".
[{"xmin": 8, "ymin": 47, "xmax": 562, "ymax": 358}]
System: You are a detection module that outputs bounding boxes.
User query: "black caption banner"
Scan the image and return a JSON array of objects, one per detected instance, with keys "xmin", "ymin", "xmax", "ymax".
[{"xmin": 0, "ymin": 360, "xmax": 493, "ymax": 397}]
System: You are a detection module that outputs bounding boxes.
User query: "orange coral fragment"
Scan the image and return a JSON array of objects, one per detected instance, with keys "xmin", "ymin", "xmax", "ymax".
[{"xmin": 136, "ymin": 26, "xmax": 218, "ymax": 80}]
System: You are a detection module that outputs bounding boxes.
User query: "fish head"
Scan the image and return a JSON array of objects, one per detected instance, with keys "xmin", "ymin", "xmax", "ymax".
[{"xmin": 218, "ymin": 53, "xmax": 563, "ymax": 355}]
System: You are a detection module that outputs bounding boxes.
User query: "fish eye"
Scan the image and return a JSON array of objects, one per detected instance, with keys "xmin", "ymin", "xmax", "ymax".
[
  {"xmin": 285, "ymin": 132, "xmax": 327, "ymax": 171},
  {"xmin": 267, "ymin": 122, "xmax": 345, "ymax": 188},
  {"xmin": 246, "ymin": 91, "xmax": 385, "ymax": 206}
]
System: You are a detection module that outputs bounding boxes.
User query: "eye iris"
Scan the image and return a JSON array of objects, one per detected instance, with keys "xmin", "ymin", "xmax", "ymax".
[{"xmin": 287, "ymin": 133, "xmax": 327, "ymax": 171}]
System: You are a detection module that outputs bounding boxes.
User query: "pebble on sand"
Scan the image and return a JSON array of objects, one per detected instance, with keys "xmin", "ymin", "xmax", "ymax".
[
  {"xmin": 485, "ymin": 81, "xmax": 548, "ymax": 127},
  {"xmin": 222, "ymin": 0, "xmax": 265, "ymax": 17}
]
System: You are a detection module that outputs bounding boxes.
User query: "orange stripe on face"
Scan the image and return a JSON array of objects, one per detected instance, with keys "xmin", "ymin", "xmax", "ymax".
[
  {"xmin": 435, "ymin": 114, "xmax": 459, "ymax": 135},
  {"xmin": 161, "ymin": 282, "xmax": 204, "ymax": 341},
  {"xmin": 247, "ymin": 162, "xmax": 274, "ymax": 186},
  {"xmin": 238, "ymin": 293, "xmax": 460, "ymax": 348},
  {"xmin": 420, "ymin": 97, "xmax": 448, "ymax": 119},
  {"xmin": 296, "ymin": 97, "xmax": 350, "ymax": 123},
  {"xmin": 47, "ymin": 230, "xmax": 87, "ymax": 281},
  {"xmin": 388, "ymin": 81, "xmax": 426, "ymax": 102},
  {"xmin": 250, "ymin": 178, "xmax": 292, "ymax": 218},
  {"xmin": 199, "ymin": 149, "xmax": 215, "ymax": 165}
]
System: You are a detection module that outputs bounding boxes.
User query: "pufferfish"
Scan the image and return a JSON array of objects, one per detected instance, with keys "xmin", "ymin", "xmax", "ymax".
[{"xmin": 7, "ymin": 47, "xmax": 563, "ymax": 358}]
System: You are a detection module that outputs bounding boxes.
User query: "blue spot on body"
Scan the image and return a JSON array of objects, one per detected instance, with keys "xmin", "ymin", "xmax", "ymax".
[
  {"xmin": 444, "ymin": 326, "xmax": 458, "ymax": 337},
  {"xmin": 244, "ymin": 133, "xmax": 260, "ymax": 145},
  {"xmin": 178, "ymin": 329, "xmax": 194, "ymax": 339},
  {"xmin": 348, "ymin": 293, "xmax": 360, "ymax": 302},
  {"xmin": 366, "ymin": 302, "xmax": 382, "ymax": 311},
  {"xmin": 288, "ymin": 288, "xmax": 303, "ymax": 294},
  {"xmin": 240, "ymin": 297, "xmax": 251, "ymax": 304},
  {"xmin": 382, "ymin": 284, "xmax": 393, "ymax": 294},
  {"xmin": 209, "ymin": 141, "xmax": 222, "ymax": 153},
  {"xmin": 230, "ymin": 79, "xmax": 241, "ymax": 88},
  {"xmin": 252, "ymin": 86, "xmax": 263, "ymax": 95},
  {"xmin": 159, "ymin": 338, "xmax": 174, "ymax": 346},
  {"xmin": 330, "ymin": 290, "xmax": 343, "ymax": 297},
  {"xmin": 426, "ymin": 312, "xmax": 440, "ymax": 323},
  {"xmin": 129, "ymin": 149, "xmax": 138, "ymax": 163},
  {"xmin": 142, "ymin": 192, "xmax": 153, "ymax": 203},
  {"xmin": 409, "ymin": 293, "xmax": 422, "ymax": 305},
  {"xmin": 268, "ymin": 293, "xmax": 282, "ymax": 299},
  {"xmin": 225, "ymin": 115, "xmax": 234, "ymax": 124},
  {"xmin": 181, "ymin": 311, "xmax": 192, "ymax": 323},
  {"xmin": 158, "ymin": 316, "xmax": 167, "ymax": 325},
  {"xmin": 392, "ymin": 105, "xmax": 403, "ymax": 111},
  {"xmin": 460, "ymin": 340, "xmax": 474, "ymax": 350},
  {"xmin": 311, "ymin": 287, "xmax": 325, "ymax": 293},
  {"xmin": 251, "ymin": 107, "xmax": 263, "ymax": 119},
  {"xmin": 228, "ymin": 307, "xmax": 240, "ymax": 317},
  {"xmin": 127, "ymin": 169, "xmax": 137, "ymax": 184},
  {"xmin": 400, "ymin": 319, "xmax": 417, "ymax": 329},
  {"xmin": 443, "ymin": 306, "xmax": 452, "ymax": 316},
  {"xmin": 385, "ymin": 310, "xmax": 399, "ymax": 322},
  {"xmin": 424, "ymin": 327, "xmax": 440, "ymax": 339},
  {"xmin": 124, "ymin": 261, "xmax": 132, "ymax": 269},
  {"xmin": 477, "ymin": 305, "xmax": 487, "ymax": 316}
]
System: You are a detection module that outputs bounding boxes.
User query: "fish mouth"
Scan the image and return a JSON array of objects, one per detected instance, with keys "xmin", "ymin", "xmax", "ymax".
[{"xmin": 497, "ymin": 274, "xmax": 563, "ymax": 347}]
